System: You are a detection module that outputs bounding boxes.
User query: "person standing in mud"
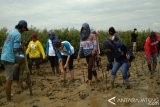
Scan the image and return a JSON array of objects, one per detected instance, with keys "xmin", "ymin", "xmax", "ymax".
[
  {"xmin": 108, "ymin": 27, "xmax": 121, "ymax": 42},
  {"xmin": 46, "ymin": 32, "xmax": 60, "ymax": 76},
  {"xmin": 55, "ymin": 41, "xmax": 75, "ymax": 81},
  {"xmin": 131, "ymin": 28, "xmax": 138, "ymax": 53},
  {"xmin": 108, "ymin": 26, "xmax": 133, "ymax": 77},
  {"xmin": 13, "ymin": 39, "xmax": 26, "ymax": 92},
  {"xmin": 77, "ymin": 23, "xmax": 99, "ymax": 85},
  {"xmin": 1, "ymin": 20, "xmax": 29, "ymax": 101},
  {"xmin": 104, "ymin": 39, "xmax": 132, "ymax": 89},
  {"xmin": 91, "ymin": 30, "xmax": 102, "ymax": 69},
  {"xmin": 144, "ymin": 32, "xmax": 160, "ymax": 75},
  {"xmin": 26, "ymin": 33, "xmax": 46, "ymax": 74},
  {"xmin": 106, "ymin": 27, "xmax": 122, "ymax": 71}
]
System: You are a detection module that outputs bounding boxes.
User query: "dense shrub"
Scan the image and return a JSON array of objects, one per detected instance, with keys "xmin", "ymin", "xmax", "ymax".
[
  {"xmin": 0, "ymin": 27, "xmax": 158, "ymax": 55},
  {"xmin": 0, "ymin": 27, "xmax": 8, "ymax": 46}
]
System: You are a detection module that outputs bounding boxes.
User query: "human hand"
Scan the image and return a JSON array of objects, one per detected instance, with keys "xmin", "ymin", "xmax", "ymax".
[
  {"xmin": 64, "ymin": 63, "xmax": 68, "ymax": 69},
  {"xmin": 126, "ymin": 54, "xmax": 130, "ymax": 60},
  {"xmin": 77, "ymin": 55, "xmax": 80, "ymax": 62}
]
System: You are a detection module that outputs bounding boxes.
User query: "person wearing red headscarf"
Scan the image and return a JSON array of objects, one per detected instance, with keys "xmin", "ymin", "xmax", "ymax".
[
  {"xmin": 144, "ymin": 32, "xmax": 160, "ymax": 74},
  {"xmin": 26, "ymin": 33, "xmax": 45, "ymax": 74}
]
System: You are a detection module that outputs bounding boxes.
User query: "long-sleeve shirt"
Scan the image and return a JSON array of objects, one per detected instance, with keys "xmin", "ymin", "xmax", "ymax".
[
  {"xmin": 144, "ymin": 35, "xmax": 160, "ymax": 60},
  {"xmin": 78, "ymin": 33, "xmax": 96, "ymax": 56},
  {"xmin": 46, "ymin": 39, "xmax": 56, "ymax": 56},
  {"xmin": 111, "ymin": 32, "xmax": 121, "ymax": 42},
  {"xmin": 1, "ymin": 29, "xmax": 21, "ymax": 63},
  {"xmin": 26, "ymin": 40, "xmax": 45, "ymax": 59},
  {"xmin": 104, "ymin": 39, "xmax": 128, "ymax": 62},
  {"xmin": 93, "ymin": 34, "xmax": 100, "ymax": 54},
  {"xmin": 45, "ymin": 39, "xmax": 61, "ymax": 58}
]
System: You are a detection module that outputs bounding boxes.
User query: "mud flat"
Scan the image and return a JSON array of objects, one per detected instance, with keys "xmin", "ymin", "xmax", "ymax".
[{"xmin": 0, "ymin": 55, "xmax": 160, "ymax": 107}]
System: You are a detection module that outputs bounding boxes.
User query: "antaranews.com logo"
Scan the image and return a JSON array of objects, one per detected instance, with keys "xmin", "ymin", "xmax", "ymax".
[{"xmin": 108, "ymin": 96, "xmax": 159, "ymax": 106}]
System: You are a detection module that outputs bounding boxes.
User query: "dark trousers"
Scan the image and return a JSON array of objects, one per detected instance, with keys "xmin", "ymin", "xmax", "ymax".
[
  {"xmin": 62, "ymin": 55, "xmax": 74, "ymax": 70},
  {"xmin": 28, "ymin": 58, "xmax": 40, "ymax": 71},
  {"xmin": 86, "ymin": 54, "xmax": 97, "ymax": 80},
  {"xmin": 48, "ymin": 56, "xmax": 58, "ymax": 67}
]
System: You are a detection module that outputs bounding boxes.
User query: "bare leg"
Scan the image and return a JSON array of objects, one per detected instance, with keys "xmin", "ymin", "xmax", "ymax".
[
  {"xmin": 111, "ymin": 79, "xmax": 114, "ymax": 89},
  {"xmin": 19, "ymin": 62, "xmax": 25, "ymax": 89},
  {"xmin": 14, "ymin": 64, "xmax": 24, "ymax": 91},
  {"xmin": 133, "ymin": 46, "xmax": 136, "ymax": 53},
  {"xmin": 5, "ymin": 80, "xmax": 12, "ymax": 101},
  {"xmin": 70, "ymin": 69, "xmax": 74, "ymax": 80}
]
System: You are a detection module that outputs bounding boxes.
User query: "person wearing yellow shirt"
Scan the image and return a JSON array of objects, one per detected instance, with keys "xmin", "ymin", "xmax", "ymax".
[{"xmin": 26, "ymin": 33, "xmax": 45, "ymax": 74}]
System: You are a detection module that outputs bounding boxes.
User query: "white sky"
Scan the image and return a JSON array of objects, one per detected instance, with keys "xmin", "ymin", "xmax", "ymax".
[{"xmin": 0, "ymin": 0, "xmax": 160, "ymax": 31}]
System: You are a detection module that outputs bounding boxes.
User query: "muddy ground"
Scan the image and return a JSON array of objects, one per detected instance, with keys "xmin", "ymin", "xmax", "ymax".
[{"xmin": 0, "ymin": 52, "xmax": 160, "ymax": 107}]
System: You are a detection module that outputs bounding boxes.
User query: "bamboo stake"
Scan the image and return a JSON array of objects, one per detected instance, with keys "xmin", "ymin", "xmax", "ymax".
[
  {"xmin": 101, "ymin": 68, "xmax": 105, "ymax": 79},
  {"xmin": 102, "ymin": 68, "xmax": 108, "ymax": 89},
  {"xmin": 82, "ymin": 67, "xmax": 85, "ymax": 83},
  {"xmin": 24, "ymin": 51, "xmax": 33, "ymax": 96},
  {"xmin": 24, "ymin": 35, "xmax": 32, "ymax": 96},
  {"xmin": 105, "ymin": 71, "xmax": 107, "ymax": 89}
]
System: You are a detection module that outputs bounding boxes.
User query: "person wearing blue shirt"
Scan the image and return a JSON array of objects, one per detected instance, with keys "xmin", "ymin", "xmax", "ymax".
[
  {"xmin": 1, "ymin": 20, "xmax": 28, "ymax": 101},
  {"xmin": 55, "ymin": 41, "xmax": 75, "ymax": 81}
]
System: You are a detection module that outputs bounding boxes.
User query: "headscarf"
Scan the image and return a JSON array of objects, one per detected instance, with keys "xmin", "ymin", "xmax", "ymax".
[
  {"xmin": 49, "ymin": 32, "xmax": 59, "ymax": 44},
  {"xmin": 80, "ymin": 23, "xmax": 91, "ymax": 41}
]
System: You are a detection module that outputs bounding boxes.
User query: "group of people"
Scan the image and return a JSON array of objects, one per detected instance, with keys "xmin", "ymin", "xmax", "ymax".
[
  {"xmin": 1, "ymin": 20, "xmax": 160, "ymax": 101},
  {"xmin": 0, "ymin": 20, "xmax": 93, "ymax": 101},
  {"xmin": 131, "ymin": 29, "xmax": 160, "ymax": 76}
]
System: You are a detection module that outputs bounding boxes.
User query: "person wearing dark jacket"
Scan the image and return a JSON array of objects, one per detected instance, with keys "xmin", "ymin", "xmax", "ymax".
[
  {"xmin": 104, "ymin": 39, "xmax": 131, "ymax": 89},
  {"xmin": 131, "ymin": 28, "xmax": 138, "ymax": 53}
]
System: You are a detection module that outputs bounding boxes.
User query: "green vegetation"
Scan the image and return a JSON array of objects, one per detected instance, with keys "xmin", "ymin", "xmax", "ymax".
[
  {"xmin": 0, "ymin": 27, "xmax": 8, "ymax": 46},
  {"xmin": 0, "ymin": 27, "xmax": 156, "ymax": 55}
]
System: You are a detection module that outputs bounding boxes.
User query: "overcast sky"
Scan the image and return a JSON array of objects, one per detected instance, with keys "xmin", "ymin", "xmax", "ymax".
[{"xmin": 0, "ymin": 0, "xmax": 160, "ymax": 31}]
